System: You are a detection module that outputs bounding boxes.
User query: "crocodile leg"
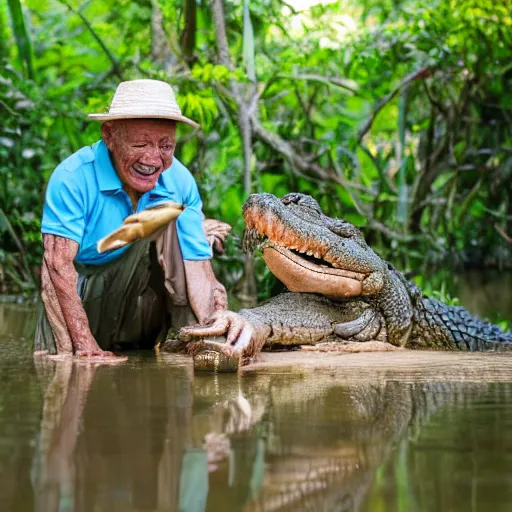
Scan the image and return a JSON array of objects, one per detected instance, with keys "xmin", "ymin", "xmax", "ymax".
[
  {"xmin": 239, "ymin": 293, "xmax": 376, "ymax": 347},
  {"xmin": 334, "ymin": 308, "xmax": 385, "ymax": 341},
  {"xmin": 240, "ymin": 293, "xmax": 393, "ymax": 354}
]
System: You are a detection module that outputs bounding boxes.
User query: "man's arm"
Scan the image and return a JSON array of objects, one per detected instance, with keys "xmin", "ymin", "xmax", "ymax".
[
  {"xmin": 183, "ymin": 260, "xmax": 228, "ymax": 324},
  {"xmin": 181, "ymin": 258, "xmax": 264, "ymax": 369},
  {"xmin": 164, "ymin": 160, "xmax": 230, "ymax": 322},
  {"xmin": 41, "ymin": 234, "xmax": 114, "ymax": 357}
]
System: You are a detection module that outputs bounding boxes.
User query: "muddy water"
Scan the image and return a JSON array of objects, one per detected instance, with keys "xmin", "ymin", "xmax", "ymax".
[{"xmin": 0, "ymin": 272, "xmax": 512, "ymax": 512}]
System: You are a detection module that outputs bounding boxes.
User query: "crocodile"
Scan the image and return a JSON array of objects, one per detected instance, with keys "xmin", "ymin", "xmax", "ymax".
[{"xmin": 178, "ymin": 192, "xmax": 512, "ymax": 371}]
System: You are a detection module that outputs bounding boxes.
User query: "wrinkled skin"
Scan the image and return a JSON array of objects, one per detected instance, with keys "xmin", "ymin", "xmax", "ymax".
[
  {"xmin": 102, "ymin": 119, "xmax": 176, "ymax": 209},
  {"xmin": 39, "ymin": 119, "xmax": 230, "ymax": 360},
  {"xmin": 39, "ymin": 235, "xmax": 119, "ymax": 360},
  {"xmin": 180, "ymin": 192, "xmax": 512, "ymax": 371}
]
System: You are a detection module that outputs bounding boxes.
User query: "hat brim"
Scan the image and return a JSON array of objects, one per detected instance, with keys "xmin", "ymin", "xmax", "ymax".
[{"xmin": 88, "ymin": 113, "xmax": 200, "ymax": 129}]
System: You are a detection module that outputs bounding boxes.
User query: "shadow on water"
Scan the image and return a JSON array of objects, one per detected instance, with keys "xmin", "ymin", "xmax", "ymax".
[{"xmin": 0, "ymin": 270, "xmax": 512, "ymax": 511}]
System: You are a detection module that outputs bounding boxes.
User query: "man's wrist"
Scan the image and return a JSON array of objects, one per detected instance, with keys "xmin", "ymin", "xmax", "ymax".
[{"xmin": 213, "ymin": 286, "xmax": 228, "ymax": 311}]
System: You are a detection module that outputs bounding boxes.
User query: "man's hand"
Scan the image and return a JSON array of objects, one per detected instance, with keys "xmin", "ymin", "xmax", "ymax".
[
  {"xmin": 203, "ymin": 219, "xmax": 232, "ymax": 254},
  {"xmin": 180, "ymin": 311, "xmax": 256, "ymax": 349},
  {"xmin": 179, "ymin": 311, "xmax": 265, "ymax": 371}
]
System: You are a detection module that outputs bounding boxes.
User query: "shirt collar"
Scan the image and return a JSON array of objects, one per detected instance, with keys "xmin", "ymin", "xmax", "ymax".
[{"xmin": 93, "ymin": 140, "xmax": 123, "ymax": 193}]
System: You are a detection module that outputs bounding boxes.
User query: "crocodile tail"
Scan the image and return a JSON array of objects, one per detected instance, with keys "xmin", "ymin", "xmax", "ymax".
[{"xmin": 412, "ymin": 296, "xmax": 512, "ymax": 351}]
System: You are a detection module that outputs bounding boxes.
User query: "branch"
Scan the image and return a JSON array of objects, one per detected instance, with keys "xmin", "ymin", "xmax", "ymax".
[
  {"xmin": 242, "ymin": 89, "xmax": 416, "ymax": 245},
  {"xmin": 357, "ymin": 67, "xmax": 432, "ymax": 144},
  {"xmin": 151, "ymin": 0, "xmax": 177, "ymax": 69},
  {"xmin": 367, "ymin": 219, "xmax": 413, "ymax": 243},
  {"xmin": 0, "ymin": 99, "xmax": 20, "ymax": 117},
  {"xmin": 211, "ymin": 0, "xmax": 255, "ymax": 197},
  {"xmin": 211, "ymin": 0, "xmax": 233, "ymax": 71},
  {"xmin": 57, "ymin": 0, "xmax": 123, "ymax": 80},
  {"xmin": 494, "ymin": 224, "xmax": 512, "ymax": 246},
  {"xmin": 210, "ymin": 0, "xmax": 258, "ymax": 301},
  {"xmin": 422, "ymin": 79, "xmax": 448, "ymax": 117},
  {"xmin": 279, "ymin": 0, "xmax": 299, "ymax": 15},
  {"xmin": 279, "ymin": 73, "xmax": 360, "ymax": 95},
  {"xmin": 210, "ymin": 0, "xmax": 407, "ymax": 248},
  {"xmin": 251, "ymin": 119, "xmax": 302, "ymax": 170}
]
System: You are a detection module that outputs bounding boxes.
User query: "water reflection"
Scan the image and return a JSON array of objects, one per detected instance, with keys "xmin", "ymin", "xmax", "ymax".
[
  {"xmin": 0, "ymin": 302, "xmax": 36, "ymax": 341},
  {"xmin": 1, "ymin": 269, "xmax": 512, "ymax": 512},
  {"xmin": 31, "ymin": 359, "xmax": 96, "ymax": 512},
  {"xmin": 30, "ymin": 357, "xmax": 194, "ymax": 512},
  {"xmin": 18, "ymin": 354, "xmax": 512, "ymax": 512}
]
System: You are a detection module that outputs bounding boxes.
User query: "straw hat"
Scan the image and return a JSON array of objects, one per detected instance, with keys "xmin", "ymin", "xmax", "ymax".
[{"xmin": 88, "ymin": 79, "xmax": 199, "ymax": 128}]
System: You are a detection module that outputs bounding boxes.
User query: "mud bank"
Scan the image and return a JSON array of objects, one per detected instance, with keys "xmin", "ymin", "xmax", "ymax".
[{"xmin": 242, "ymin": 349, "xmax": 512, "ymax": 382}]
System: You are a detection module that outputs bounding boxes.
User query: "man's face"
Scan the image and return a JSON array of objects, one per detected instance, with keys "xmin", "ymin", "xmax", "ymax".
[{"xmin": 102, "ymin": 119, "xmax": 176, "ymax": 195}]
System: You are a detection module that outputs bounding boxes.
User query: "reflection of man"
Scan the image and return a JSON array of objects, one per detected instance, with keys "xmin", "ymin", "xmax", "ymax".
[{"xmin": 34, "ymin": 79, "xmax": 231, "ymax": 359}]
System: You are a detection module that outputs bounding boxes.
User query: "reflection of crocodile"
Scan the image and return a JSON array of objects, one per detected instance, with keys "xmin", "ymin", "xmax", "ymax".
[
  {"xmin": 19, "ymin": 355, "xmax": 512, "ymax": 512},
  {"xmin": 184, "ymin": 193, "xmax": 512, "ymax": 371},
  {"xmin": 181, "ymin": 365, "xmax": 505, "ymax": 512}
]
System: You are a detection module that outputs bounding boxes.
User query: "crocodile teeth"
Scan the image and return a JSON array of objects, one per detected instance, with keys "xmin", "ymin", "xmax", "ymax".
[
  {"xmin": 242, "ymin": 228, "xmax": 266, "ymax": 252},
  {"xmin": 324, "ymin": 249, "xmax": 337, "ymax": 267}
]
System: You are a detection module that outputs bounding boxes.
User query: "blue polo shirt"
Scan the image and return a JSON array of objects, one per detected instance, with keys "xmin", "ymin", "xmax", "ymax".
[{"xmin": 42, "ymin": 140, "xmax": 212, "ymax": 265}]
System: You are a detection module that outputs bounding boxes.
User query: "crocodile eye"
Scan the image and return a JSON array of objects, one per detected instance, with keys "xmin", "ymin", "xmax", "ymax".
[{"xmin": 282, "ymin": 193, "xmax": 323, "ymax": 215}]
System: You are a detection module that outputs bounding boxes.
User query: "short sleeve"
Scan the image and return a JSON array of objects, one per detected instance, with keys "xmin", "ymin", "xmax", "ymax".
[
  {"xmin": 176, "ymin": 181, "xmax": 213, "ymax": 261},
  {"xmin": 152, "ymin": 159, "xmax": 212, "ymax": 261},
  {"xmin": 41, "ymin": 167, "xmax": 86, "ymax": 245}
]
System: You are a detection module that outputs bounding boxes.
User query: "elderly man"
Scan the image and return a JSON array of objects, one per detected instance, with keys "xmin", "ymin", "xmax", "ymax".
[{"xmin": 34, "ymin": 79, "xmax": 237, "ymax": 360}]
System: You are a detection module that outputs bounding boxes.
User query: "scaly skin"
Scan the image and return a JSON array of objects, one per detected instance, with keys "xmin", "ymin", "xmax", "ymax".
[
  {"xmin": 180, "ymin": 192, "xmax": 512, "ymax": 371},
  {"xmin": 241, "ymin": 193, "xmax": 512, "ymax": 351},
  {"xmin": 239, "ymin": 293, "xmax": 387, "ymax": 346}
]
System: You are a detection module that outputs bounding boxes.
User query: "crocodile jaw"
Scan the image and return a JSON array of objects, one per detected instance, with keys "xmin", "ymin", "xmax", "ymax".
[{"xmin": 262, "ymin": 244, "xmax": 365, "ymax": 298}]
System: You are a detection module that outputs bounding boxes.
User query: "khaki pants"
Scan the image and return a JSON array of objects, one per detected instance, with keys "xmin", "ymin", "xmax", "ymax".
[{"xmin": 34, "ymin": 221, "xmax": 196, "ymax": 353}]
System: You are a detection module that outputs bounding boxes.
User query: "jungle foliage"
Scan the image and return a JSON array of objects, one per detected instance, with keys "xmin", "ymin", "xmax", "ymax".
[{"xmin": 1, "ymin": 0, "xmax": 511, "ymax": 297}]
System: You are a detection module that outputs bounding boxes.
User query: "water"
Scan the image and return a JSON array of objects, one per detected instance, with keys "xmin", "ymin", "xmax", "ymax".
[
  {"xmin": 418, "ymin": 269, "xmax": 512, "ymax": 324},
  {"xmin": 1, "ymin": 272, "xmax": 512, "ymax": 512}
]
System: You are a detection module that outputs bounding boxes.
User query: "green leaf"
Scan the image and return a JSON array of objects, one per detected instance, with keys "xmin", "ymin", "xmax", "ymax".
[
  {"xmin": 6, "ymin": 0, "xmax": 35, "ymax": 79},
  {"xmin": 243, "ymin": 0, "xmax": 255, "ymax": 82}
]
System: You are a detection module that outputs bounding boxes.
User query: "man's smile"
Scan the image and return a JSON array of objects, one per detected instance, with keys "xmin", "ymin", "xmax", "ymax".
[{"xmin": 132, "ymin": 163, "xmax": 160, "ymax": 176}]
